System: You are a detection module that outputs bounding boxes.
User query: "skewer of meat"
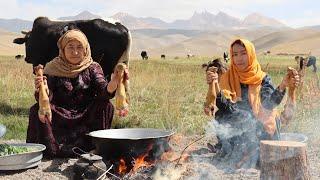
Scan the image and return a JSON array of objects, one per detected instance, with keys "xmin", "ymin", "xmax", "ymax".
[
  {"xmin": 34, "ymin": 65, "xmax": 52, "ymax": 122},
  {"xmin": 280, "ymin": 67, "xmax": 298, "ymax": 125}
]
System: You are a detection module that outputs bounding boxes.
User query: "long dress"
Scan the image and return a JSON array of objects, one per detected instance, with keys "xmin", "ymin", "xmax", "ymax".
[{"xmin": 27, "ymin": 62, "xmax": 115, "ymax": 157}]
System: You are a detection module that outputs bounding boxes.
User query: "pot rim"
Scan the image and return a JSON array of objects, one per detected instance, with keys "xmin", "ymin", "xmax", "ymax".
[{"xmin": 88, "ymin": 128, "xmax": 175, "ymax": 140}]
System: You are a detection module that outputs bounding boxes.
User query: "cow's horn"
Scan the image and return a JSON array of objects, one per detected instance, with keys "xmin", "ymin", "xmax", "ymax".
[{"xmin": 21, "ymin": 30, "xmax": 29, "ymax": 34}]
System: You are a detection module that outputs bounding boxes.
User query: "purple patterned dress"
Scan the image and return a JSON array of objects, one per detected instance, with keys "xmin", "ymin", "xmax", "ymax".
[{"xmin": 27, "ymin": 62, "xmax": 115, "ymax": 157}]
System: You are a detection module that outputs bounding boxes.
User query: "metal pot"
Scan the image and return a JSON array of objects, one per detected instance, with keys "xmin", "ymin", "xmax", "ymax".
[
  {"xmin": 280, "ymin": 133, "xmax": 308, "ymax": 143},
  {"xmin": 88, "ymin": 128, "xmax": 174, "ymax": 160}
]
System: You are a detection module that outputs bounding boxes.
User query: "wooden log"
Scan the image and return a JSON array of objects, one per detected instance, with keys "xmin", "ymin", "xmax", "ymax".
[{"xmin": 260, "ymin": 140, "xmax": 310, "ymax": 180}]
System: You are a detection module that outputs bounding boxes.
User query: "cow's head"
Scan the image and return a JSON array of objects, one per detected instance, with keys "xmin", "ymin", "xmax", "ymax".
[{"xmin": 13, "ymin": 30, "xmax": 32, "ymax": 63}]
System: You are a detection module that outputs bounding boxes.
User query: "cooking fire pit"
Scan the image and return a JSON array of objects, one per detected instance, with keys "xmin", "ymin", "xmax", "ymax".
[
  {"xmin": 89, "ymin": 128, "xmax": 174, "ymax": 158},
  {"xmin": 88, "ymin": 128, "xmax": 174, "ymax": 174}
]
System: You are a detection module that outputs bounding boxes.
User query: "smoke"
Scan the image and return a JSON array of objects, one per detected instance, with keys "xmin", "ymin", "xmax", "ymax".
[
  {"xmin": 203, "ymin": 111, "xmax": 263, "ymax": 172},
  {"xmin": 152, "ymin": 163, "xmax": 186, "ymax": 180}
]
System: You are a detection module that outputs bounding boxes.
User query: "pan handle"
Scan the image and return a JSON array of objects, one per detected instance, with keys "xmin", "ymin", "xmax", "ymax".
[{"xmin": 72, "ymin": 146, "xmax": 89, "ymax": 156}]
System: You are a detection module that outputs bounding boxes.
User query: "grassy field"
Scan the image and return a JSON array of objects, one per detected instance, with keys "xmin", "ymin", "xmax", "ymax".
[{"xmin": 0, "ymin": 55, "xmax": 319, "ymax": 142}]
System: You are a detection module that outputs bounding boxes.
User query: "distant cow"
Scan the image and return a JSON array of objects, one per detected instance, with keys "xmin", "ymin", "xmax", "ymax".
[
  {"xmin": 161, "ymin": 54, "xmax": 165, "ymax": 59},
  {"xmin": 263, "ymin": 50, "xmax": 271, "ymax": 55},
  {"xmin": 187, "ymin": 54, "xmax": 195, "ymax": 59},
  {"xmin": 295, "ymin": 55, "xmax": 317, "ymax": 72},
  {"xmin": 223, "ymin": 52, "xmax": 229, "ymax": 63},
  {"xmin": 15, "ymin": 54, "xmax": 24, "ymax": 60},
  {"xmin": 13, "ymin": 17, "xmax": 131, "ymax": 80},
  {"xmin": 141, "ymin": 51, "xmax": 148, "ymax": 60}
]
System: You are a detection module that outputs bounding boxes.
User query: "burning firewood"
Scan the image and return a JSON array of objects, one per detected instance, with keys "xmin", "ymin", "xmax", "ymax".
[
  {"xmin": 280, "ymin": 67, "xmax": 299, "ymax": 125},
  {"xmin": 34, "ymin": 65, "xmax": 52, "ymax": 122},
  {"xmin": 203, "ymin": 58, "xmax": 228, "ymax": 116},
  {"xmin": 114, "ymin": 63, "xmax": 129, "ymax": 117}
]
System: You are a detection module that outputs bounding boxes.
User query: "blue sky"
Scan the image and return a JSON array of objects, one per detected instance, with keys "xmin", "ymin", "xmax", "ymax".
[{"xmin": 1, "ymin": 0, "xmax": 319, "ymax": 27}]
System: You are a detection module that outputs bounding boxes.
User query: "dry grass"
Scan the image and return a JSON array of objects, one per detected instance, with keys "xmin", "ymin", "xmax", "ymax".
[
  {"xmin": 0, "ymin": 55, "xmax": 319, "ymax": 142},
  {"xmin": 0, "ymin": 30, "xmax": 25, "ymax": 56}
]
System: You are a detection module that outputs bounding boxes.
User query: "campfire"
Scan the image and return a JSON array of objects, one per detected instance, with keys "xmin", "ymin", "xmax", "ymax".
[
  {"xmin": 116, "ymin": 144, "xmax": 156, "ymax": 176},
  {"xmin": 118, "ymin": 158, "xmax": 127, "ymax": 175},
  {"xmin": 108, "ymin": 136, "xmax": 212, "ymax": 179}
]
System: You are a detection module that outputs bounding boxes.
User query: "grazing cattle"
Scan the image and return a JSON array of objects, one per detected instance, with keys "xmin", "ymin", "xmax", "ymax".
[
  {"xmin": 223, "ymin": 51, "xmax": 229, "ymax": 63},
  {"xmin": 187, "ymin": 54, "xmax": 195, "ymax": 59},
  {"xmin": 13, "ymin": 17, "xmax": 131, "ymax": 80},
  {"xmin": 295, "ymin": 55, "xmax": 317, "ymax": 72},
  {"xmin": 140, "ymin": 51, "xmax": 148, "ymax": 60},
  {"xmin": 161, "ymin": 54, "xmax": 165, "ymax": 59},
  {"xmin": 263, "ymin": 50, "xmax": 271, "ymax": 55},
  {"xmin": 15, "ymin": 54, "xmax": 24, "ymax": 60}
]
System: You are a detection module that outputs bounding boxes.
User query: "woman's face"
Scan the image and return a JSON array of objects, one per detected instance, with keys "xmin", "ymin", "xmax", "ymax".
[
  {"xmin": 64, "ymin": 40, "xmax": 85, "ymax": 64},
  {"xmin": 232, "ymin": 43, "xmax": 248, "ymax": 71}
]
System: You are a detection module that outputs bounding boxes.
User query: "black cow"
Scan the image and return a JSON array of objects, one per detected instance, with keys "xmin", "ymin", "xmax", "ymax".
[
  {"xmin": 295, "ymin": 55, "xmax": 317, "ymax": 72},
  {"xmin": 161, "ymin": 54, "xmax": 165, "ymax": 59},
  {"xmin": 15, "ymin": 54, "xmax": 24, "ymax": 60},
  {"xmin": 141, "ymin": 51, "xmax": 148, "ymax": 60},
  {"xmin": 223, "ymin": 52, "xmax": 229, "ymax": 63},
  {"xmin": 13, "ymin": 17, "xmax": 131, "ymax": 80}
]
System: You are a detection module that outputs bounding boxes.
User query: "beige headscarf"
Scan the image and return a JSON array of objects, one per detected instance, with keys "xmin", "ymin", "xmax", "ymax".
[{"xmin": 44, "ymin": 29, "xmax": 93, "ymax": 78}]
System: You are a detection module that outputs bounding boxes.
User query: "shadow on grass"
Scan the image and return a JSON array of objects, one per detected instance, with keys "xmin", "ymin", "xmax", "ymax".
[{"xmin": 0, "ymin": 102, "xmax": 29, "ymax": 116}]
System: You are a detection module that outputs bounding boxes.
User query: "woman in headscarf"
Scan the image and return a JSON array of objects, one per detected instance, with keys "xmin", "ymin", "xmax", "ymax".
[
  {"xmin": 205, "ymin": 39, "xmax": 299, "ymax": 169},
  {"xmin": 27, "ymin": 29, "xmax": 126, "ymax": 157}
]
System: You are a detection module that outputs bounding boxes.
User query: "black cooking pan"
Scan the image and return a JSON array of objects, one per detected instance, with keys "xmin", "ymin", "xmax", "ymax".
[{"xmin": 88, "ymin": 128, "xmax": 174, "ymax": 160}]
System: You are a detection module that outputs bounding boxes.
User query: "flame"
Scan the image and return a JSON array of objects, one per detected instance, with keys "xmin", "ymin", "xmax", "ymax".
[
  {"xmin": 118, "ymin": 158, "xmax": 127, "ymax": 175},
  {"xmin": 131, "ymin": 153, "xmax": 152, "ymax": 172}
]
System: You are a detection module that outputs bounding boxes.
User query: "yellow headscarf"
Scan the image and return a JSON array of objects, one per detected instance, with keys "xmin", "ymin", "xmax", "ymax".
[
  {"xmin": 44, "ymin": 29, "xmax": 93, "ymax": 78},
  {"xmin": 219, "ymin": 39, "xmax": 277, "ymax": 135}
]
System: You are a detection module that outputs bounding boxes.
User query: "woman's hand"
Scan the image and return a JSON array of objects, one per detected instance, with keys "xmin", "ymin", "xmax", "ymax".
[
  {"xmin": 279, "ymin": 71, "xmax": 300, "ymax": 91},
  {"xmin": 107, "ymin": 67, "xmax": 129, "ymax": 93},
  {"xmin": 206, "ymin": 70, "xmax": 218, "ymax": 84},
  {"xmin": 34, "ymin": 76, "xmax": 47, "ymax": 93}
]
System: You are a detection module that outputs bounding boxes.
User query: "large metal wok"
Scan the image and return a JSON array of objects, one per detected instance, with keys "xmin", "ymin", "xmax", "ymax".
[{"xmin": 88, "ymin": 128, "xmax": 174, "ymax": 159}]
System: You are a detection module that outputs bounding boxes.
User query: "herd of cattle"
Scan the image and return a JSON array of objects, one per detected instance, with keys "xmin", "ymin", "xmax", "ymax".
[
  {"xmin": 12, "ymin": 17, "xmax": 317, "ymax": 74},
  {"xmin": 140, "ymin": 50, "xmax": 194, "ymax": 60}
]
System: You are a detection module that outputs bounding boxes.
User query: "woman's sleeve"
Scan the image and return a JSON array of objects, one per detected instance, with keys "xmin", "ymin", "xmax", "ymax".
[
  {"xmin": 260, "ymin": 75, "xmax": 286, "ymax": 110},
  {"xmin": 90, "ymin": 63, "xmax": 116, "ymax": 99}
]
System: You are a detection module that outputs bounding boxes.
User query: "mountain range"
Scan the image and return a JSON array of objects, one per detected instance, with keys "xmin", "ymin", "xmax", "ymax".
[
  {"xmin": 0, "ymin": 10, "xmax": 287, "ymax": 32},
  {"xmin": 1, "ymin": 11, "xmax": 320, "ymax": 57},
  {"xmin": 106, "ymin": 11, "xmax": 287, "ymax": 30}
]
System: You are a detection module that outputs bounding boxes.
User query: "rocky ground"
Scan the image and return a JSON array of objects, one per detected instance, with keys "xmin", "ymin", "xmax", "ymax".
[{"xmin": 0, "ymin": 136, "xmax": 319, "ymax": 180}]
